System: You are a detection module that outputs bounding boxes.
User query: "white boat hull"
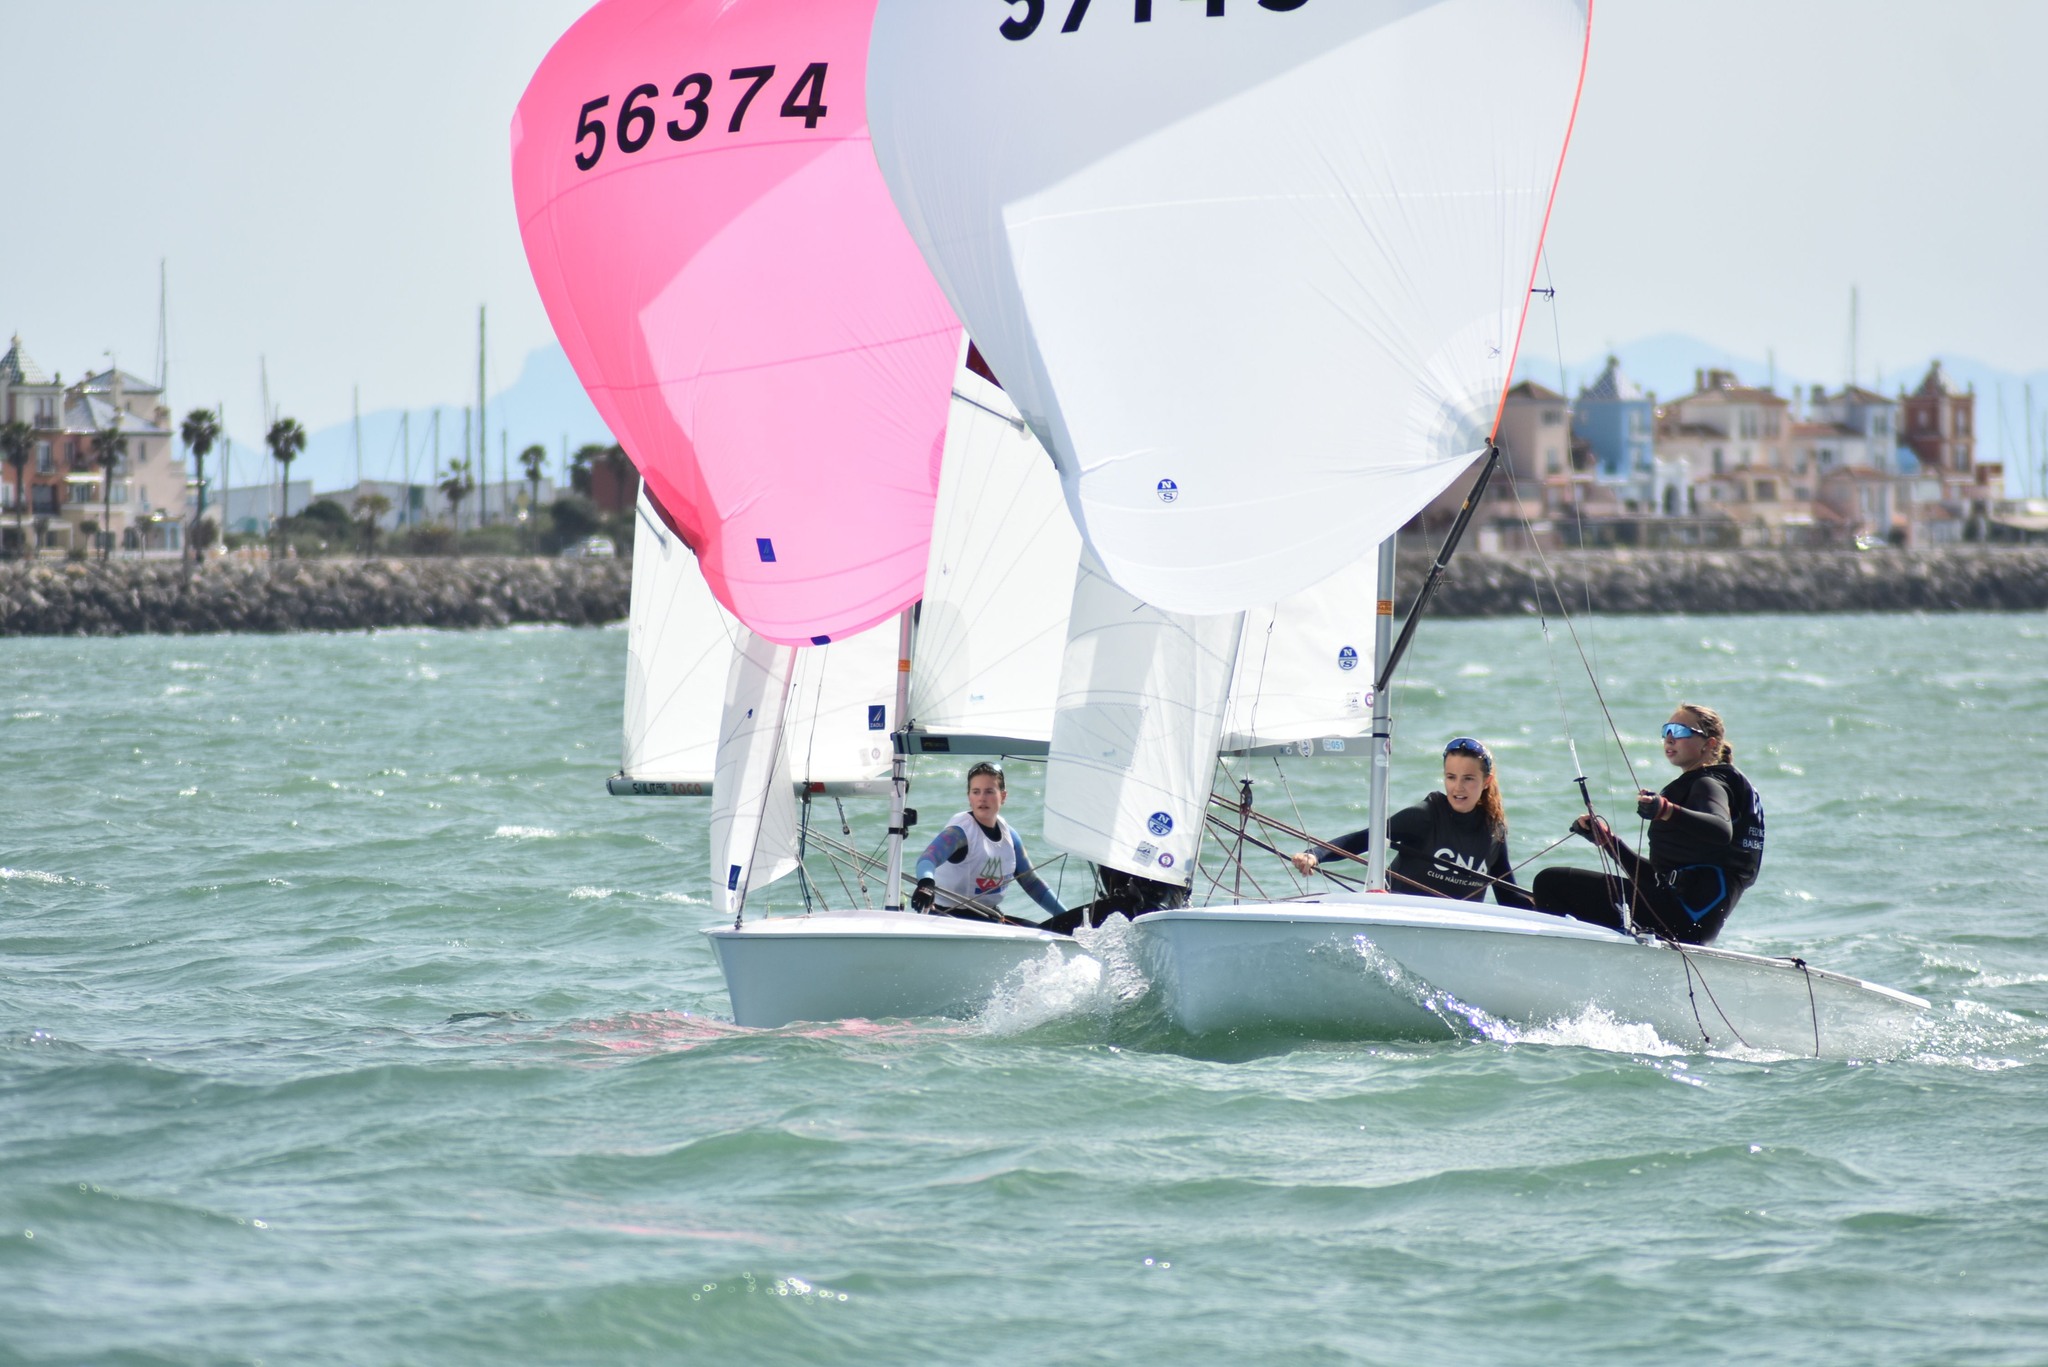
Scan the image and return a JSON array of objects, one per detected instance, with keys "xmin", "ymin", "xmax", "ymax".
[
  {"xmin": 705, "ymin": 910, "xmax": 1082, "ymax": 1028},
  {"xmin": 1133, "ymin": 895, "xmax": 1928, "ymax": 1057}
]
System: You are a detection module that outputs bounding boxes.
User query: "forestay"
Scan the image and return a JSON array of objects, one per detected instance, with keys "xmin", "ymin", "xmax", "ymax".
[
  {"xmin": 909, "ymin": 353, "xmax": 1081, "ymax": 748},
  {"xmin": 1044, "ymin": 551, "xmax": 1243, "ymax": 884},
  {"xmin": 513, "ymin": 0, "xmax": 961, "ymax": 645},
  {"xmin": 868, "ymin": 0, "xmax": 1593, "ymax": 615}
]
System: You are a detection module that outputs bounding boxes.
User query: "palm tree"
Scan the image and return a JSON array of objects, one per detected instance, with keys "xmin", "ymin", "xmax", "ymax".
[
  {"xmin": 266, "ymin": 417, "xmax": 307, "ymax": 561},
  {"xmin": 1, "ymin": 420, "xmax": 31, "ymax": 558},
  {"xmin": 91, "ymin": 422, "xmax": 127, "ymax": 562},
  {"xmin": 352, "ymin": 491, "xmax": 391, "ymax": 556},
  {"xmin": 518, "ymin": 444, "xmax": 547, "ymax": 552},
  {"xmin": 180, "ymin": 408, "xmax": 220, "ymax": 562},
  {"xmin": 439, "ymin": 458, "xmax": 473, "ymax": 553}
]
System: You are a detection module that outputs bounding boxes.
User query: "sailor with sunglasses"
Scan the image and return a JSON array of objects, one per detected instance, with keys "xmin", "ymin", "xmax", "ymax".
[
  {"xmin": 1291, "ymin": 736, "xmax": 1535, "ymax": 908},
  {"xmin": 1532, "ymin": 704, "xmax": 1766, "ymax": 943}
]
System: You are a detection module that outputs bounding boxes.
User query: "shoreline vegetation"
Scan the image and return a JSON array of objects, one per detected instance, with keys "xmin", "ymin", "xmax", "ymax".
[{"xmin": 2, "ymin": 547, "xmax": 2047, "ymax": 637}]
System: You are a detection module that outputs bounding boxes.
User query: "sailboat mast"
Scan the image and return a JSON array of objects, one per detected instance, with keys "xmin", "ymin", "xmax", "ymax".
[
  {"xmin": 1366, "ymin": 539, "xmax": 1397, "ymax": 892},
  {"xmin": 883, "ymin": 609, "xmax": 916, "ymax": 910}
]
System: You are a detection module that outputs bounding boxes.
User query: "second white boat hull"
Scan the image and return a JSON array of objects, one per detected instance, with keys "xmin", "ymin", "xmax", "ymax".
[
  {"xmin": 705, "ymin": 910, "xmax": 1082, "ymax": 1029},
  {"xmin": 1133, "ymin": 895, "xmax": 1928, "ymax": 1057}
]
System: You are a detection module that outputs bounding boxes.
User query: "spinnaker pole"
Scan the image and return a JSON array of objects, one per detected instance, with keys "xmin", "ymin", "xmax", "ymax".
[{"xmin": 1375, "ymin": 443, "xmax": 1504, "ymax": 697}]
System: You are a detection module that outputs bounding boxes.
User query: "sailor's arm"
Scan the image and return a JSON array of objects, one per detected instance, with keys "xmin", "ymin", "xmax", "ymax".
[
  {"xmin": 912, "ymin": 826, "xmax": 968, "ymax": 911},
  {"xmin": 1291, "ymin": 825, "xmax": 1371, "ymax": 874},
  {"xmin": 1489, "ymin": 840, "xmax": 1537, "ymax": 909},
  {"xmin": 1009, "ymin": 831, "xmax": 1067, "ymax": 918},
  {"xmin": 1637, "ymin": 776, "xmax": 1733, "ymax": 845},
  {"xmin": 914, "ymin": 826, "xmax": 967, "ymax": 880}
]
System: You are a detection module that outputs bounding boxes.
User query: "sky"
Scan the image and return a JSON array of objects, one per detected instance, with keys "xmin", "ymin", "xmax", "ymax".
[{"xmin": 2, "ymin": 1, "xmax": 2045, "ymax": 469}]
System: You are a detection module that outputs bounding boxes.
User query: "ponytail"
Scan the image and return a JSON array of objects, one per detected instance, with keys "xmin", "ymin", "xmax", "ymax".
[{"xmin": 1678, "ymin": 703, "xmax": 1731, "ymax": 766}]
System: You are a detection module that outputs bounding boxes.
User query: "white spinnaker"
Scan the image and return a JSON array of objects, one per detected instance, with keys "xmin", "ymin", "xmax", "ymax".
[
  {"xmin": 869, "ymin": 0, "xmax": 1590, "ymax": 614},
  {"xmin": 623, "ymin": 490, "xmax": 895, "ymax": 790},
  {"xmin": 1223, "ymin": 550, "xmax": 1385, "ymax": 753},
  {"xmin": 911, "ymin": 357, "xmax": 1081, "ymax": 744},
  {"xmin": 710, "ymin": 632, "xmax": 801, "ymax": 917},
  {"xmin": 1044, "ymin": 551, "xmax": 1243, "ymax": 884}
]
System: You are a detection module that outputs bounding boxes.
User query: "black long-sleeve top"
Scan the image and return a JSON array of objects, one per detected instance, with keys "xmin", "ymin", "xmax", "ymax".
[{"xmin": 1310, "ymin": 792, "xmax": 1534, "ymax": 909}]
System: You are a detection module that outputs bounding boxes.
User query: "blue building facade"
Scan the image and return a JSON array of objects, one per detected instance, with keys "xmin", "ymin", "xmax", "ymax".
[{"xmin": 1573, "ymin": 356, "xmax": 1655, "ymax": 501}]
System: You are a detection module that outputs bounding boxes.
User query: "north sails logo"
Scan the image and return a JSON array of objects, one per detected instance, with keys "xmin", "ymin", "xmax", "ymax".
[
  {"xmin": 1338, "ymin": 646, "xmax": 1359, "ymax": 672},
  {"xmin": 1147, "ymin": 811, "xmax": 1174, "ymax": 837},
  {"xmin": 1156, "ymin": 479, "xmax": 1179, "ymax": 504}
]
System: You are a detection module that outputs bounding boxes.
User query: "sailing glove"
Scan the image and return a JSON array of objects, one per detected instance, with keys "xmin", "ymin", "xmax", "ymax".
[
  {"xmin": 1636, "ymin": 791, "xmax": 1674, "ymax": 822},
  {"xmin": 911, "ymin": 877, "xmax": 937, "ymax": 913}
]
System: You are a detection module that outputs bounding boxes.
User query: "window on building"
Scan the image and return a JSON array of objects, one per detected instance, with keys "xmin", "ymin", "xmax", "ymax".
[
  {"xmin": 1739, "ymin": 411, "xmax": 1759, "ymax": 439},
  {"xmin": 1956, "ymin": 410, "xmax": 1971, "ymax": 436},
  {"xmin": 1794, "ymin": 485, "xmax": 1811, "ymax": 500},
  {"xmin": 1713, "ymin": 448, "xmax": 1724, "ymax": 475},
  {"xmin": 35, "ymin": 441, "xmax": 52, "ymax": 474},
  {"xmin": 1541, "ymin": 409, "xmax": 1561, "ymax": 426},
  {"xmin": 33, "ymin": 397, "xmax": 55, "ymax": 426},
  {"xmin": 1755, "ymin": 480, "xmax": 1777, "ymax": 502}
]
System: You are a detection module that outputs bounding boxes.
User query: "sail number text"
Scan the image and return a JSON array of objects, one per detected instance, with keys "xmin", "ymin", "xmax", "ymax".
[
  {"xmin": 1001, "ymin": 0, "xmax": 1307, "ymax": 41},
  {"xmin": 573, "ymin": 63, "xmax": 830, "ymax": 172}
]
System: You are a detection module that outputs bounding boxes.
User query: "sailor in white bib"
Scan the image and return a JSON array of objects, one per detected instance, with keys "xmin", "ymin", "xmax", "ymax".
[{"xmin": 911, "ymin": 762, "xmax": 1068, "ymax": 923}]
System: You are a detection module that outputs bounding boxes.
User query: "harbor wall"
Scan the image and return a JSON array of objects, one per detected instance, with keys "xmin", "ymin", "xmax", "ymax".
[
  {"xmin": 0, "ymin": 558, "xmax": 632, "ymax": 637},
  {"xmin": 4, "ymin": 548, "xmax": 2048, "ymax": 637},
  {"xmin": 1423, "ymin": 548, "xmax": 2048, "ymax": 617}
]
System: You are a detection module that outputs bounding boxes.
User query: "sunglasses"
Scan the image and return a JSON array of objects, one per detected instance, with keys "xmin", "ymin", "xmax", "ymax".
[
  {"xmin": 1661, "ymin": 722, "xmax": 1703, "ymax": 740},
  {"xmin": 1443, "ymin": 737, "xmax": 1492, "ymax": 773}
]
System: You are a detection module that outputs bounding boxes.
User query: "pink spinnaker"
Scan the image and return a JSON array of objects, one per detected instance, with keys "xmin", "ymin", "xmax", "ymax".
[{"xmin": 511, "ymin": 0, "xmax": 960, "ymax": 645}]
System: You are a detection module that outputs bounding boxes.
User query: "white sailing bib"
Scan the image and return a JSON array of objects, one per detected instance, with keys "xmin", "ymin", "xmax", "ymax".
[{"xmin": 935, "ymin": 811, "xmax": 1017, "ymax": 909}]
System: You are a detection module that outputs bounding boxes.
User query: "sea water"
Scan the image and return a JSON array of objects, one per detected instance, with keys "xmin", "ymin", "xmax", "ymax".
[{"xmin": 3, "ymin": 613, "xmax": 2044, "ymax": 1366}]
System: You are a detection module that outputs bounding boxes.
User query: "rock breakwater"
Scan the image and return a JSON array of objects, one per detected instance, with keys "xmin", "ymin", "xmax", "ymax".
[
  {"xmin": 1426, "ymin": 548, "xmax": 2048, "ymax": 617},
  {"xmin": 0, "ymin": 558, "xmax": 632, "ymax": 637},
  {"xmin": 4, "ymin": 548, "xmax": 2046, "ymax": 638}
]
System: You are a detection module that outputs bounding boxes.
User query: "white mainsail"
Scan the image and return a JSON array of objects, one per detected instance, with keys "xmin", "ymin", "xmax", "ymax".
[
  {"xmin": 869, "ymin": 0, "xmax": 1591, "ymax": 614},
  {"xmin": 909, "ymin": 357, "xmax": 1081, "ymax": 747},
  {"xmin": 1044, "ymin": 551, "xmax": 1243, "ymax": 884}
]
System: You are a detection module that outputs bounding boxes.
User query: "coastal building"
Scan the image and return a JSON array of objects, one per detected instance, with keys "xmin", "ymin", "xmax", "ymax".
[
  {"xmin": 221, "ymin": 481, "xmax": 313, "ymax": 536},
  {"xmin": 1659, "ymin": 369, "xmax": 1813, "ymax": 545},
  {"xmin": 0, "ymin": 335, "xmax": 66, "ymax": 553},
  {"xmin": 1572, "ymin": 356, "xmax": 1660, "ymax": 511},
  {"xmin": 1790, "ymin": 385, "xmax": 1920, "ymax": 545},
  {"xmin": 1901, "ymin": 361, "xmax": 2001, "ymax": 539},
  {"xmin": 61, "ymin": 368, "xmax": 187, "ymax": 554},
  {"xmin": 1, "ymin": 338, "xmax": 187, "ymax": 555},
  {"xmin": 310, "ymin": 477, "xmax": 560, "ymax": 534}
]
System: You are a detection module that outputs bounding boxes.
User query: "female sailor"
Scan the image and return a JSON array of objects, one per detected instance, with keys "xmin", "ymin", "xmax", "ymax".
[
  {"xmin": 910, "ymin": 762, "xmax": 1069, "ymax": 925},
  {"xmin": 1292, "ymin": 737, "xmax": 1535, "ymax": 908},
  {"xmin": 1533, "ymin": 703, "xmax": 1765, "ymax": 944}
]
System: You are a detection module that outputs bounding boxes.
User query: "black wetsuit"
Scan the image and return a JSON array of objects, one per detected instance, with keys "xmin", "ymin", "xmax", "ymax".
[
  {"xmin": 1308, "ymin": 792, "xmax": 1535, "ymax": 909},
  {"xmin": 1532, "ymin": 763, "xmax": 1765, "ymax": 943}
]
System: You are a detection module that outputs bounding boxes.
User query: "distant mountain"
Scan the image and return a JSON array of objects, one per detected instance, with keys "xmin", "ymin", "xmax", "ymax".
[
  {"xmin": 1517, "ymin": 333, "xmax": 2048, "ymax": 496},
  {"xmin": 217, "ymin": 345, "xmax": 615, "ymax": 497}
]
